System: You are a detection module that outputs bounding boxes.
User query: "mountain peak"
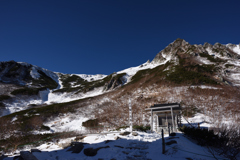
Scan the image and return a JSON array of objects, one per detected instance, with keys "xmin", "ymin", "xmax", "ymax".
[
  {"xmin": 152, "ymin": 39, "xmax": 240, "ymax": 65},
  {"xmin": 0, "ymin": 61, "xmax": 59, "ymax": 89},
  {"xmin": 172, "ymin": 38, "xmax": 187, "ymax": 43},
  {"xmin": 152, "ymin": 38, "xmax": 191, "ymax": 63}
]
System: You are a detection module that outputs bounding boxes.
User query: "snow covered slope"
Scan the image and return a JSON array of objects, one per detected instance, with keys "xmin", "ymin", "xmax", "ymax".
[
  {"xmin": 1, "ymin": 39, "xmax": 240, "ymax": 117},
  {"xmin": 3, "ymin": 130, "xmax": 234, "ymax": 160},
  {"xmin": 76, "ymin": 74, "xmax": 107, "ymax": 82}
]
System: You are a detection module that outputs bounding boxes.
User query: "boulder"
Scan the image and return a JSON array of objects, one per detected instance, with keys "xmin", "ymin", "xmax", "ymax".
[
  {"xmin": 119, "ymin": 131, "xmax": 130, "ymax": 136},
  {"xmin": 132, "ymin": 132, "xmax": 138, "ymax": 136},
  {"xmin": 31, "ymin": 149, "xmax": 41, "ymax": 153},
  {"xmin": 75, "ymin": 135, "xmax": 86, "ymax": 141},
  {"xmin": 114, "ymin": 136, "xmax": 121, "ymax": 140}
]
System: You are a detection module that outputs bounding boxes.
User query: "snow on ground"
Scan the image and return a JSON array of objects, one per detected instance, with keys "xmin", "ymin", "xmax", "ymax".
[
  {"xmin": 117, "ymin": 61, "xmax": 164, "ymax": 83},
  {"xmin": 206, "ymin": 48, "xmax": 215, "ymax": 56},
  {"xmin": 1, "ymin": 61, "xmax": 163, "ymax": 116},
  {"xmin": 3, "ymin": 129, "xmax": 226, "ymax": 160},
  {"xmin": 196, "ymin": 56, "xmax": 214, "ymax": 65},
  {"xmin": 3, "ymin": 112, "xmax": 235, "ymax": 160},
  {"xmin": 45, "ymin": 87, "xmax": 105, "ymax": 104},
  {"xmin": 189, "ymin": 85, "xmax": 220, "ymax": 90},
  {"xmin": 47, "ymin": 61, "xmax": 165, "ymax": 104},
  {"xmin": 227, "ymin": 59, "xmax": 240, "ymax": 67},
  {"xmin": 233, "ymin": 45, "xmax": 240, "ymax": 55},
  {"xmin": 2, "ymin": 95, "xmax": 43, "ymax": 116},
  {"xmin": 76, "ymin": 74, "xmax": 107, "ymax": 82},
  {"xmin": 18, "ymin": 62, "xmax": 60, "ymax": 87},
  {"xmin": 39, "ymin": 89, "xmax": 50, "ymax": 102},
  {"xmin": 182, "ymin": 113, "xmax": 212, "ymax": 128},
  {"xmin": 30, "ymin": 66, "xmax": 41, "ymax": 79},
  {"xmin": 196, "ymin": 57, "xmax": 214, "ymax": 65},
  {"xmin": 229, "ymin": 73, "xmax": 240, "ymax": 85},
  {"xmin": 44, "ymin": 115, "xmax": 89, "ymax": 133}
]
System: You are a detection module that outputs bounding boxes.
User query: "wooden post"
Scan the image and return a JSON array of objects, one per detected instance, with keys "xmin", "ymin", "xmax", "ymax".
[
  {"xmin": 180, "ymin": 112, "xmax": 182, "ymax": 126},
  {"xmin": 171, "ymin": 107, "xmax": 175, "ymax": 132},
  {"xmin": 129, "ymin": 99, "xmax": 132, "ymax": 132},
  {"xmin": 151, "ymin": 109, "xmax": 153, "ymax": 131},
  {"xmin": 162, "ymin": 129, "xmax": 165, "ymax": 154},
  {"xmin": 168, "ymin": 125, "xmax": 170, "ymax": 136}
]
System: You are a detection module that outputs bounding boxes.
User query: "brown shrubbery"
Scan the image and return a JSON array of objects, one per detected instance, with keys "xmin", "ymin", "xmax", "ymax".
[{"xmin": 0, "ymin": 68, "xmax": 239, "ymax": 153}]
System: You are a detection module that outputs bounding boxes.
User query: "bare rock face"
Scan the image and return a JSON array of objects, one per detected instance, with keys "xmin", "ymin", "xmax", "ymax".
[
  {"xmin": 152, "ymin": 38, "xmax": 194, "ymax": 64},
  {"xmin": 0, "ymin": 61, "xmax": 58, "ymax": 89},
  {"xmin": 119, "ymin": 131, "xmax": 131, "ymax": 136},
  {"xmin": 104, "ymin": 74, "xmax": 125, "ymax": 91},
  {"xmin": 150, "ymin": 38, "xmax": 240, "ymax": 86},
  {"xmin": 152, "ymin": 38, "xmax": 240, "ymax": 64},
  {"xmin": 203, "ymin": 42, "xmax": 213, "ymax": 48},
  {"xmin": 0, "ymin": 60, "xmax": 31, "ymax": 85}
]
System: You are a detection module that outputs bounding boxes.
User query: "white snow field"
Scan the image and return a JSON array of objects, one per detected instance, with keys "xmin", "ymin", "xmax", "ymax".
[
  {"xmin": 117, "ymin": 60, "xmax": 169, "ymax": 84},
  {"xmin": 232, "ymin": 45, "xmax": 240, "ymax": 55},
  {"xmin": 3, "ymin": 129, "xmax": 229, "ymax": 160},
  {"xmin": 76, "ymin": 74, "xmax": 107, "ymax": 82}
]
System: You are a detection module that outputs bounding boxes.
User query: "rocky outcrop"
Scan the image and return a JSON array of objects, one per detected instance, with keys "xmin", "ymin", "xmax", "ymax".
[
  {"xmin": 104, "ymin": 73, "xmax": 126, "ymax": 91},
  {"xmin": 152, "ymin": 38, "xmax": 240, "ymax": 63},
  {"xmin": 0, "ymin": 60, "xmax": 31, "ymax": 85},
  {"xmin": 152, "ymin": 38, "xmax": 196, "ymax": 64},
  {"xmin": 119, "ymin": 131, "xmax": 131, "ymax": 136},
  {"xmin": 0, "ymin": 61, "xmax": 58, "ymax": 89},
  {"xmin": 151, "ymin": 38, "xmax": 240, "ymax": 86}
]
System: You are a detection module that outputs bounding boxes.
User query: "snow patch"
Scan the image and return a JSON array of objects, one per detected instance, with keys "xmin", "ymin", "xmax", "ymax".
[
  {"xmin": 117, "ymin": 61, "xmax": 163, "ymax": 83},
  {"xmin": 182, "ymin": 113, "xmax": 212, "ymax": 128},
  {"xmin": 30, "ymin": 66, "xmax": 40, "ymax": 79},
  {"xmin": 2, "ymin": 95, "xmax": 43, "ymax": 116},
  {"xmin": 45, "ymin": 87, "xmax": 105, "ymax": 104},
  {"xmin": 233, "ymin": 45, "xmax": 240, "ymax": 55},
  {"xmin": 76, "ymin": 74, "xmax": 107, "ymax": 82},
  {"xmin": 190, "ymin": 85, "xmax": 220, "ymax": 90},
  {"xmin": 45, "ymin": 116, "xmax": 89, "ymax": 132},
  {"xmin": 39, "ymin": 89, "xmax": 50, "ymax": 102}
]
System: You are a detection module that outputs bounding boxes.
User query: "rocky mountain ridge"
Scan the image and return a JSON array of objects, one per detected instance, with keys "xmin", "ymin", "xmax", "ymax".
[
  {"xmin": 0, "ymin": 60, "xmax": 59, "ymax": 89},
  {"xmin": 152, "ymin": 38, "xmax": 240, "ymax": 86},
  {"xmin": 0, "ymin": 39, "xmax": 240, "ymax": 117},
  {"xmin": 0, "ymin": 39, "xmax": 240, "ymax": 154},
  {"xmin": 153, "ymin": 38, "xmax": 240, "ymax": 64},
  {"xmin": 0, "ymin": 61, "xmax": 127, "ymax": 116}
]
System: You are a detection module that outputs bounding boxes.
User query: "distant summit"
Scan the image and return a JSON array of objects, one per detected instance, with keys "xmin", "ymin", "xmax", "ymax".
[
  {"xmin": 152, "ymin": 38, "xmax": 240, "ymax": 64},
  {"xmin": 0, "ymin": 60, "xmax": 59, "ymax": 89}
]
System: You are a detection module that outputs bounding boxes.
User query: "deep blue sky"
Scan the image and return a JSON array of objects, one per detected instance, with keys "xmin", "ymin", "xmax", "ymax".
[{"xmin": 1, "ymin": 0, "xmax": 240, "ymax": 74}]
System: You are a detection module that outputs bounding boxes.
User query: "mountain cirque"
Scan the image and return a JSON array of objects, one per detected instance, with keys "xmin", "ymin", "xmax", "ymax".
[{"xmin": 0, "ymin": 39, "xmax": 239, "ymax": 154}]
